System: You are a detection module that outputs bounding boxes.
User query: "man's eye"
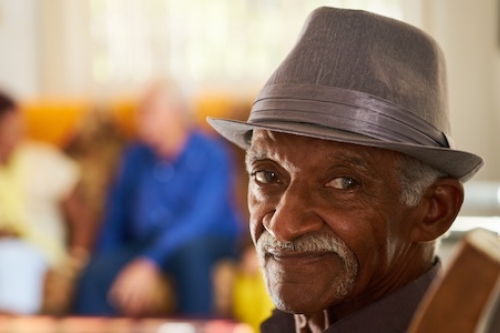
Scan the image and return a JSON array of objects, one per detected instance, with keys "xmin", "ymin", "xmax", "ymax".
[
  {"xmin": 252, "ymin": 170, "xmax": 279, "ymax": 184},
  {"xmin": 326, "ymin": 177, "xmax": 358, "ymax": 190}
]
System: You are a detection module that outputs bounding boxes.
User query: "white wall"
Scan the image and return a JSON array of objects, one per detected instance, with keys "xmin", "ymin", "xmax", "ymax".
[
  {"xmin": 433, "ymin": 0, "xmax": 499, "ymax": 181},
  {"xmin": 40, "ymin": 0, "xmax": 92, "ymax": 97},
  {"xmin": 0, "ymin": 0, "xmax": 91, "ymax": 98},
  {"xmin": 0, "ymin": 0, "xmax": 40, "ymax": 98},
  {"xmin": 0, "ymin": 0, "xmax": 499, "ymax": 181}
]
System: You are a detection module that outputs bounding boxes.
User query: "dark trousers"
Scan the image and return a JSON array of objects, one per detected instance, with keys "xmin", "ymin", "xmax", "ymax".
[{"xmin": 74, "ymin": 235, "xmax": 237, "ymax": 317}]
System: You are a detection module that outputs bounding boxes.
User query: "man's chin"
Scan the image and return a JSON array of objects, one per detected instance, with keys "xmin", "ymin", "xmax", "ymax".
[{"xmin": 264, "ymin": 271, "xmax": 357, "ymax": 314}]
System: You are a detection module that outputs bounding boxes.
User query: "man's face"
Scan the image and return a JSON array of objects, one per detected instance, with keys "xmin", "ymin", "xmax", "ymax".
[
  {"xmin": 136, "ymin": 89, "xmax": 180, "ymax": 147},
  {"xmin": 246, "ymin": 130, "xmax": 421, "ymax": 315}
]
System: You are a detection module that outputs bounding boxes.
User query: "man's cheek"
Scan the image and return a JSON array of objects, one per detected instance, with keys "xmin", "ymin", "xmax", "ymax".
[{"xmin": 247, "ymin": 182, "xmax": 269, "ymax": 205}]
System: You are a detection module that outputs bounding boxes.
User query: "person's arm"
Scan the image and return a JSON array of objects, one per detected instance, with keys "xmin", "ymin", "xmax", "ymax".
[
  {"xmin": 95, "ymin": 146, "xmax": 139, "ymax": 254},
  {"xmin": 62, "ymin": 186, "xmax": 97, "ymax": 255}
]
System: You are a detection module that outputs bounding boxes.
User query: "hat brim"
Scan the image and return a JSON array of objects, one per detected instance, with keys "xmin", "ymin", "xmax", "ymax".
[{"xmin": 207, "ymin": 117, "xmax": 484, "ymax": 182}]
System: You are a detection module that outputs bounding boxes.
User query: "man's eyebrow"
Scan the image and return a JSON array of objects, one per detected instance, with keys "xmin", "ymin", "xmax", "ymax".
[
  {"xmin": 245, "ymin": 150, "xmax": 268, "ymax": 168},
  {"xmin": 328, "ymin": 151, "xmax": 371, "ymax": 172}
]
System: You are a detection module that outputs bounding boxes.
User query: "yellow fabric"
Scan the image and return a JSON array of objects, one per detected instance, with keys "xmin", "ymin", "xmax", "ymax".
[
  {"xmin": 0, "ymin": 143, "xmax": 76, "ymax": 266},
  {"xmin": 24, "ymin": 223, "xmax": 67, "ymax": 267},
  {"xmin": 0, "ymin": 149, "xmax": 28, "ymax": 237},
  {"xmin": 233, "ymin": 271, "xmax": 274, "ymax": 333}
]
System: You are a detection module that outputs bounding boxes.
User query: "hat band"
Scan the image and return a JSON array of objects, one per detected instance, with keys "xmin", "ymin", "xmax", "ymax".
[{"xmin": 249, "ymin": 84, "xmax": 454, "ymax": 149}]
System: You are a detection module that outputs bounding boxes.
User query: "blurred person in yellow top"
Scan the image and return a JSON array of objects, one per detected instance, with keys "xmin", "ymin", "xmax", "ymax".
[
  {"xmin": 0, "ymin": 90, "xmax": 88, "ymax": 315},
  {"xmin": 232, "ymin": 246, "xmax": 274, "ymax": 333}
]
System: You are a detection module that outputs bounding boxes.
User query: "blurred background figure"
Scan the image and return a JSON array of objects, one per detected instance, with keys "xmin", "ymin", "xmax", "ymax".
[
  {"xmin": 42, "ymin": 107, "xmax": 128, "ymax": 316},
  {"xmin": 75, "ymin": 79, "xmax": 243, "ymax": 318},
  {"xmin": 0, "ymin": 90, "xmax": 87, "ymax": 315},
  {"xmin": 232, "ymin": 246, "xmax": 274, "ymax": 333},
  {"xmin": 64, "ymin": 107, "xmax": 127, "ymax": 247}
]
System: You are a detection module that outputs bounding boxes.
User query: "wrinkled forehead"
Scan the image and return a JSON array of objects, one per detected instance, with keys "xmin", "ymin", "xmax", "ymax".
[
  {"xmin": 246, "ymin": 129, "xmax": 402, "ymax": 172},
  {"xmin": 248, "ymin": 129, "xmax": 370, "ymax": 155}
]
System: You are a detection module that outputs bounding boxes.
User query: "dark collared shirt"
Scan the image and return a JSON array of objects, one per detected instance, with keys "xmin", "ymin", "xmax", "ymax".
[{"xmin": 261, "ymin": 260, "xmax": 441, "ymax": 333}]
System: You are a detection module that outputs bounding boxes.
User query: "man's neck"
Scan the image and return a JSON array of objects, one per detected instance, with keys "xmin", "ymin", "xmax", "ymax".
[{"xmin": 155, "ymin": 127, "xmax": 190, "ymax": 159}]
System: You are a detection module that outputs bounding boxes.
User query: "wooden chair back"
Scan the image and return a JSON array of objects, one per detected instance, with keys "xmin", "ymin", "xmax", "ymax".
[{"xmin": 408, "ymin": 228, "xmax": 500, "ymax": 333}]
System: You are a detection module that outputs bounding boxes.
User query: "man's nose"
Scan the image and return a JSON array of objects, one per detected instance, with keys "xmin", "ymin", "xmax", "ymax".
[{"xmin": 263, "ymin": 181, "xmax": 324, "ymax": 243}]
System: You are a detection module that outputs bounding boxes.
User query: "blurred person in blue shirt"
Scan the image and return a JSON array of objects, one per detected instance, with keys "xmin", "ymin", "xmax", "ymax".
[{"xmin": 75, "ymin": 80, "xmax": 243, "ymax": 317}]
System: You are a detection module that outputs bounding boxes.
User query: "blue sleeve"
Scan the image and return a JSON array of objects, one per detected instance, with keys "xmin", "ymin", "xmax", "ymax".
[
  {"xmin": 95, "ymin": 145, "xmax": 140, "ymax": 254},
  {"xmin": 140, "ymin": 142, "xmax": 236, "ymax": 266}
]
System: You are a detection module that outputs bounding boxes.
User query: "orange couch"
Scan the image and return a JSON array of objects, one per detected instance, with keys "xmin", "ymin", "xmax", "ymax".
[{"xmin": 19, "ymin": 93, "xmax": 253, "ymax": 148}]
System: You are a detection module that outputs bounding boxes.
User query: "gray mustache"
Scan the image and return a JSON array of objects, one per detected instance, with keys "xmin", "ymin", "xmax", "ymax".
[{"xmin": 256, "ymin": 231, "xmax": 349, "ymax": 255}]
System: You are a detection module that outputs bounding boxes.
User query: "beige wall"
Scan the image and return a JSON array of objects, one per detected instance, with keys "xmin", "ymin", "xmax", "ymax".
[
  {"xmin": 40, "ymin": 0, "xmax": 92, "ymax": 97},
  {"xmin": 1, "ymin": 0, "xmax": 499, "ymax": 180},
  {"xmin": 404, "ymin": 0, "xmax": 500, "ymax": 180},
  {"xmin": 433, "ymin": 0, "xmax": 499, "ymax": 181},
  {"xmin": 0, "ymin": 0, "xmax": 40, "ymax": 97},
  {"xmin": 0, "ymin": 0, "xmax": 91, "ymax": 98}
]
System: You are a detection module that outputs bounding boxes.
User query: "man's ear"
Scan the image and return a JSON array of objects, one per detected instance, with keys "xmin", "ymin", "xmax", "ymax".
[{"xmin": 410, "ymin": 178, "xmax": 464, "ymax": 243}]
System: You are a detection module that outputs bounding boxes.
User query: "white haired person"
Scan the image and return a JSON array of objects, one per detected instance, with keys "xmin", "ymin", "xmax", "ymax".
[{"xmin": 75, "ymin": 81, "xmax": 243, "ymax": 317}]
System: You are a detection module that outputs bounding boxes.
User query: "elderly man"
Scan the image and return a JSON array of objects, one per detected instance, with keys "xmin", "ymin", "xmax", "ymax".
[{"xmin": 208, "ymin": 7, "xmax": 483, "ymax": 333}]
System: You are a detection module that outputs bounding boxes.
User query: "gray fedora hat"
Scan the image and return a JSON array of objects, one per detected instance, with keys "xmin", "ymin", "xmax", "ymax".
[{"xmin": 208, "ymin": 7, "xmax": 483, "ymax": 181}]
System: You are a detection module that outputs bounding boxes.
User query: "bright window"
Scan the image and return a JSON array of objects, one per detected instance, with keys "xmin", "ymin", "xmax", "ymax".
[{"xmin": 88, "ymin": 0, "xmax": 403, "ymax": 94}]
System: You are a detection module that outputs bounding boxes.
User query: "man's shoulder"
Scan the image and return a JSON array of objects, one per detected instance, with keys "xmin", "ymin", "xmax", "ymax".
[
  {"xmin": 191, "ymin": 130, "xmax": 225, "ymax": 147},
  {"xmin": 121, "ymin": 142, "xmax": 154, "ymax": 163},
  {"xmin": 260, "ymin": 309, "xmax": 296, "ymax": 333},
  {"xmin": 189, "ymin": 130, "xmax": 233, "ymax": 160}
]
